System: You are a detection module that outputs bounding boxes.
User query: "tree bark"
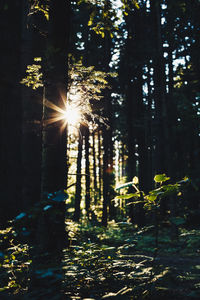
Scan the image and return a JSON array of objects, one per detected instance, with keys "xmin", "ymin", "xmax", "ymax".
[
  {"xmin": 74, "ymin": 125, "xmax": 84, "ymax": 222},
  {"xmin": 98, "ymin": 129, "xmax": 102, "ymax": 201},
  {"xmin": 92, "ymin": 131, "xmax": 98, "ymax": 204},
  {"xmin": 0, "ymin": 0, "xmax": 23, "ymax": 225},
  {"xmin": 102, "ymin": 127, "xmax": 109, "ymax": 227},
  {"xmin": 39, "ymin": 0, "xmax": 71, "ymax": 251},
  {"xmin": 85, "ymin": 126, "xmax": 91, "ymax": 217}
]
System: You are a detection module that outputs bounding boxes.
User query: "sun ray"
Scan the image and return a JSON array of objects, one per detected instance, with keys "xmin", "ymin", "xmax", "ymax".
[
  {"xmin": 44, "ymin": 115, "xmax": 64, "ymax": 125},
  {"xmin": 59, "ymin": 90, "xmax": 68, "ymax": 109},
  {"xmin": 60, "ymin": 119, "xmax": 68, "ymax": 133},
  {"xmin": 44, "ymin": 99, "xmax": 65, "ymax": 114},
  {"xmin": 43, "ymin": 94, "xmax": 82, "ymax": 131}
]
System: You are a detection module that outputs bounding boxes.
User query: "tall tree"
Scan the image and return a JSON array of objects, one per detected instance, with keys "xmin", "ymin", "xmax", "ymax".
[
  {"xmin": 85, "ymin": 126, "xmax": 91, "ymax": 217},
  {"xmin": 39, "ymin": 0, "xmax": 71, "ymax": 251},
  {"xmin": 0, "ymin": 1, "xmax": 23, "ymax": 225},
  {"xmin": 74, "ymin": 124, "xmax": 84, "ymax": 222}
]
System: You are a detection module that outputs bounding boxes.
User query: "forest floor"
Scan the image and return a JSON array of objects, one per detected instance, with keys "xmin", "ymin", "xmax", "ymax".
[{"xmin": 1, "ymin": 221, "xmax": 200, "ymax": 299}]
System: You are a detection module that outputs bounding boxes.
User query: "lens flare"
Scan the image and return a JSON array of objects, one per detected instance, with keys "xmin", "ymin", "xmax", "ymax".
[
  {"xmin": 61, "ymin": 105, "xmax": 81, "ymax": 126},
  {"xmin": 43, "ymin": 89, "xmax": 82, "ymax": 134}
]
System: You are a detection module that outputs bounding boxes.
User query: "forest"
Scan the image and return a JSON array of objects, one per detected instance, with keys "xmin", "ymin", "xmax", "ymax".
[{"xmin": 0, "ymin": 0, "xmax": 200, "ymax": 299}]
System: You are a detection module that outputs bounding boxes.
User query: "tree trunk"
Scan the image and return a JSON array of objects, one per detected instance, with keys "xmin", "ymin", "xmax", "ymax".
[
  {"xmin": 85, "ymin": 126, "xmax": 91, "ymax": 217},
  {"xmin": 92, "ymin": 131, "xmax": 98, "ymax": 204},
  {"xmin": 21, "ymin": 0, "xmax": 44, "ymax": 211},
  {"xmin": 0, "ymin": 0, "xmax": 23, "ymax": 225},
  {"xmin": 102, "ymin": 127, "xmax": 109, "ymax": 227},
  {"xmin": 151, "ymin": 0, "xmax": 171, "ymax": 175},
  {"xmin": 98, "ymin": 129, "xmax": 102, "ymax": 201},
  {"xmin": 74, "ymin": 125, "xmax": 84, "ymax": 222},
  {"xmin": 39, "ymin": 0, "xmax": 71, "ymax": 252}
]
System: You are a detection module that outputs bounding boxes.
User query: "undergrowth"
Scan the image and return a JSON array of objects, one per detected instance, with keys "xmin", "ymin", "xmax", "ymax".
[{"xmin": 1, "ymin": 220, "xmax": 200, "ymax": 299}]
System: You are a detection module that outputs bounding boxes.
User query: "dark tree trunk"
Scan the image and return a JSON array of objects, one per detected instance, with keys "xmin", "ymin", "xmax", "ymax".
[
  {"xmin": 21, "ymin": 0, "xmax": 44, "ymax": 211},
  {"xmin": 39, "ymin": 0, "xmax": 71, "ymax": 252},
  {"xmin": 124, "ymin": 43, "xmax": 137, "ymax": 224},
  {"xmin": 100, "ymin": 17, "xmax": 113, "ymax": 225},
  {"xmin": 146, "ymin": 64, "xmax": 154, "ymax": 190},
  {"xmin": 98, "ymin": 129, "xmax": 102, "ymax": 201},
  {"xmin": 0, "ymin": 0, "xmax": 23, "ymax": 225},
  {"xmin": 151, "ymin": 0, "xmax": 171, "ymax": 175},
  {"xmin": 135, "ymin": 67, "xmax": 147, "ymax": 226},
  {"xmin": 85, "ymin": 126, "xmax": 91, "ymax": 217},
  {"xmin": 102, "ymin": 127, "xmax": 109, "ymax": 227},
  {"xmin": 74, "ymin": 125, "xmax": 84, "ymax": 222},
  {"xmin": 107, "ymin": 99, "xmax": 116, "ymax": 220},
  {"xmin": 92, "ymin": 131, "xmax": 98, "ymax": 204}
]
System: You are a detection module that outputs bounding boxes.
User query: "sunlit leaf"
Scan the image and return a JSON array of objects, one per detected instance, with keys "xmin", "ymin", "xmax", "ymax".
[
  {"xmin": 146, "ymin": 194, "xmax": 157, "ymax": 202},
  {"xmin": 115, "ymin": 181, "xmax": 134, "ymax": 190},
  {"xmin": 154, "ymin": 174, "xmax": 170, "ymax": 183},
  {"xmin": 127, "ymin": 200, "xmax": 144, "ymax": 205},
  {"xmin": 115, "ymin": 193, "xmax": 139, "ymax": 200},
  {"xmin": 133, "ymin": 176, "xmax": 139, "ymax": 185}
]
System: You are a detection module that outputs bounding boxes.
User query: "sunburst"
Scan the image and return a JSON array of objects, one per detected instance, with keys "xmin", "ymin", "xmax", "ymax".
[{"xmin": 43, "ymin": 90, "xmax": 81, "ymax": 132}]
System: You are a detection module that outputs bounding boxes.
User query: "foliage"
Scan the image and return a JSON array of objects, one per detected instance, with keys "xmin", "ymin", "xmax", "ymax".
[
  {"xmin": 20, "ymin": 57, "xmax": 43, "ymax": 89},
  {"xmin": 68, "ymin": 56, "xmax": 117, "ymax": 125},
  {"xmin": 121, "ymin": 0, "xmax": 140, "ymax": 16},
  {"xmin": 29, "ymin": 0, "xmax": 49, "ymax": 20},
  {"xmin": 62, "ymin": 222, "xmax": 200, "ymax": 299},
  {"xmin": 0, "ymin": 226, "xmax": 30, "ymax": 294},
  {"xmin": 1, "ymin": 217, "xmax": 200, "ymax": 298},
  {"xmin": 114, "ymin": 174, "xmax": 189, "ymax": 210},
  {"xmin": 87, "ymin": 1, "xmax": 119, "ymax": 38}
]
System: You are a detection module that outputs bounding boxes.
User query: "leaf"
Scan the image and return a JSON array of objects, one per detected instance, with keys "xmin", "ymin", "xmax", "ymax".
[
  {"xmin": 178, "ymin": 176, "xmax": 189, "ymax": 184},
  {"xmin": 133, "ymin": 0, "xmax": 140, "ymax": 9},
  {"xmin": 34, "ymin": 57, "xmax": 42, "ymax": 62},
  {"xmin": 43, "ymin": 205, "xmax": 52, "ymax": 211},
  {"xmin": 154, "ymin": 174, "xmax": 170, "ymax": 183},
  {"xmin": 15, "ymin": 212, "xmax": 26, "ymax": 220},
  {"xmin": 0, "ymin": 287, "xmax": 8, "ymax": 292},
  {"xmin": 115, "ymin": 181, "xmax": 134, "ymax": 190},
  {"xmin": 51, "ymin": 191, "xmax": 68, "ymax": 202},
  {"xmin": 88, "ymin": 20, "xmax": 92, "ymax": 26},
  {"xmin": 146, "ymin": 194, "xmax": 157, "ymax": 202},
  {"xmin": 115, "ymin": 193, "xmax": 139, "ymax": 200},
  {"xmin": 127, "ymin": 201, "xmax": 144, "ymax": 206},
  {"xmin": 133, "ymin": 176, "xmax": 139, "ymax": 185}
]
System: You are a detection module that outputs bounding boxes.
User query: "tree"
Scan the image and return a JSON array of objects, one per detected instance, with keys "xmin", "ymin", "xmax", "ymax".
[
  {"xmin": 0, "ymin": 0, "xmax": 23, "ymax": 226},
  {"xmin": 38, "ymin": 0, "xmax": 71, "ymax": 251},
  {"xmin": 85, "ymin": 126, "xmax": 91, "ymax": 217},
  {"xmin": 74, "ymin": 124, "xmax": 84, "ymax": 222}
]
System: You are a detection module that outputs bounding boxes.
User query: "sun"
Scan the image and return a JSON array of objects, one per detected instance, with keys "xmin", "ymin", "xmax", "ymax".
[
  {"xmin": 61, "ymin": 105, "xmax": 81, "ymax": 126},
  {"xmin": 43, "ymin": 90, "xmax": 82, "ymax": 133}
]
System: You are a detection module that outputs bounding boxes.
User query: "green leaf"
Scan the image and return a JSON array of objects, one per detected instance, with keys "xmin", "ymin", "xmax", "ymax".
[
  {"xmin": 154, "ymin": 174, "xmax": 170, "ymax": 183},
  {"xmin": 115, "ymin": 193, "xmax": 139, "ymax": 200},
  {"xmin": 146, "ymin": 194, "xmax": 157, "ymax": 202},
  {"xmin": 0, "ymin": 287, "xmax": 8, "ymax": 292},
  {"xmin": 127, "ymin": 201, "xmax": 144, "ymax": 206}
]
